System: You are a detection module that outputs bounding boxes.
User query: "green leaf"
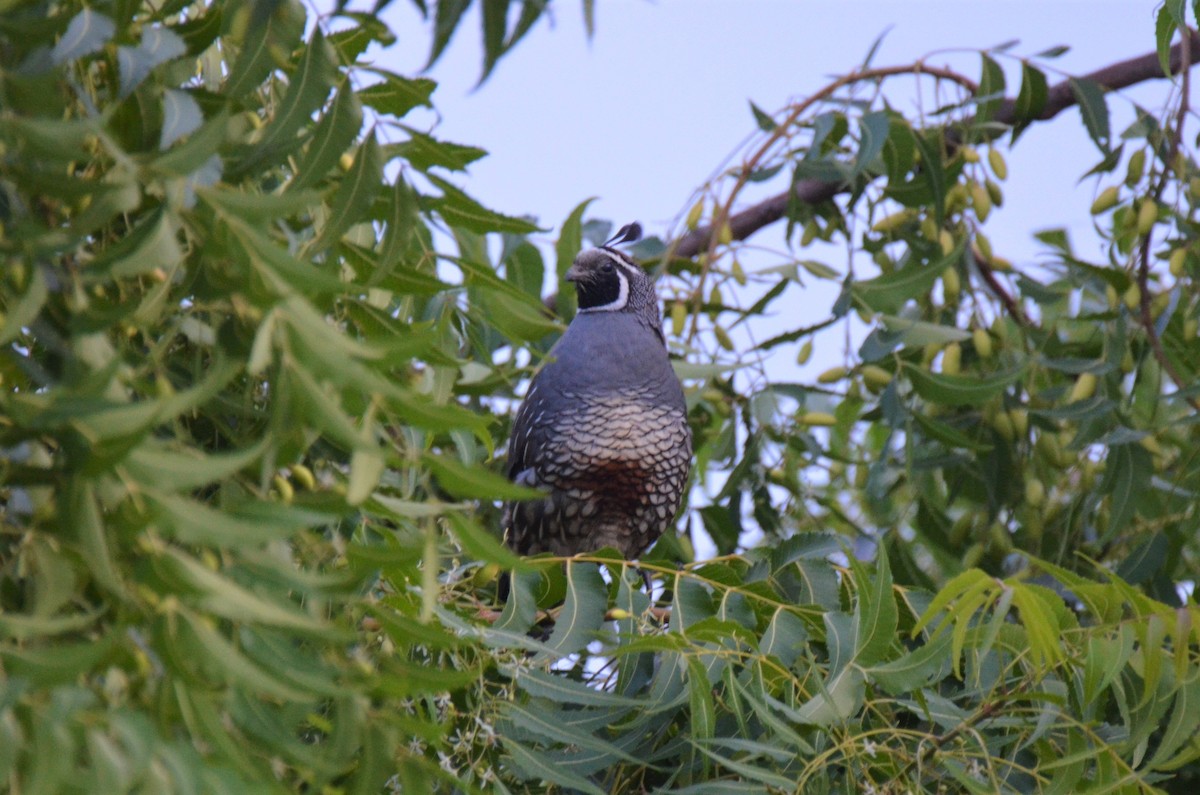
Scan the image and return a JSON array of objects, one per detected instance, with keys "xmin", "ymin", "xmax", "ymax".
[
  {"xmin": 282, "ymin": 302, "xmax": 491, "ymax": 437},
  {"xmin": 228, "ymin": 30, "xmax": 337, "ymax": 180},
  {"xmin": 1013, "ymin": 61, "xmax": 1048, "ymax": 140},
  {"xmin": 902, "ymin": 361, "xmax": 1024, "ymax": 406},
  {"xmin": 495, "ymin": 569, "xmax": 541, "ymax": 634},
  {"xmin": 1081, "ymin": 626, "xmax": 1136, "ymax": 709},
  {"xmin": 427, "ymin": 174, "xmax": 540, "ymax": 234},
  {"xmin": 391, "ymin": 129, "xmax": 487, "ymax": 172},
  {"xmin": 65, "ymin": 480, "xmax": 124, "ymax": 598},
  {"xmin": 357, "ymin": 70, "xmax": 437, "ymax": 118},
  {"xmin": 1146, "ymin": 663, "xmax": 1200, "ymax": 768},
  {"xmin": 454, "ymin": 253, "xmax": 561, "ymax": 337},
  {"xmin": 157, "ymin": 549, "xmax": 328, "ymax": 633},
  {"xmin": 1100, "ymin": 442, "xmax": 1152, "ymax": 542},
  {"xmin": 976, "ymin": 53, "xmax": 1005, "ymax": 122},
  {"xmin": 478, "ymin": 283, "xmax": 561, "ymax": 342},
  {"xmin": 30, "ymin": 355, "xmax": 237, "ymax": 446},
  {"xmin": 116, "ymin": 26, "xmax": 186, "ymax": 98},
  {"xmin": 5, "ymin": 116, "xmax": 95, "ymax": 161},
  {"xmin": 879, "ymin": 315, "xmax": 972, "ymax": 347},
  {"xmin": 1034, "ymin": 44, "xmax": 1070, "ymax": 58},
  {"xmin": 499, "ymin": 703, "xmax": 638, "ymax": 764},
  {"xmin": 123, "ymin": 440, "xmax": 264, "ymax": 491},
  {"xmin": 505, "ymin": 0, "xmax": 549, "ymax": 54},
  {"xmin": 759, "ymin": 608, "xmax": 808, "ymax": 668},
  {"xmin": 290, "ymin": 82, "xmax": 363, "ymax": 191},
  {"xmin": 503, "ymin": 738, "xmax": 607, "ymax": 795},
  {"xmin": 690, "ymin": 745, "xmax": 797, "ymax": 790},
  {"xmin": 88, "ymin": 207, "xmax": 183, "ymax": 279},
  {"xmin": 480, "ymin": 0, "xmax": 507, "ymax": 83},
  {"xmin": 170, "ymin": 7, "xmax": 222, "ymax": 57},
  {"xmin": 671, "ymin": 575, "xmax": 715, "ymax": 634},
  {"xmin": 444, "ymin": 512, "xmax": 530, "ymax": 571},
  {"xmin": 0, "ymin": 634, "xmax": 117, "ymax": 686},
  {"xmin": 51, "ymin": 8, "xmax": 115, "ymax": 65},
  {"xmin": 851, "ymin": 111, "xmax": 891, "ymax": 177},
  {"xmin": 173, "ymin": 470, "xmax": 304, "ymax": 542},
  {"xmin": 912, "ymin": 411, "xmax": 993, "ymax": 452},
  {"xmin": 376, "ymin": 179, "xmax": 421, "ymax": 277},
  {"xmin": 1116, "ymin": 533, "xmax": 1169, "ymax": 585},
  {"xmin": 1029, "ymin": 395, "xmax": 1115, "ymax": 422},
  {"xmin": 853, "ymin": 241, "xmax": 964, "ymax": 314},
  {"xmin": 223, "ymin": 4, "xmax": 300, "ymax": 98},
  {"xmin": 512, "ymin": 668, "xmax": 643, "ymax": 708},
  {"xmin": 749, "ymin": 100, "xmax": 777, "ymax": 132},
  {"xmin": 151, "ymin": 108, "xmax": 229, "ymax": 176},
  {"xmin": 535, "ymin": 561, "xmax": 607, "ymax": 661},
  {"xmin": 0, "ymin": 266, "xmax": 48, "ymax": 346},
  {"xmin": 0, "ymin": 609, "xmax": 102, "ymax": 642},
  {"xmin": 423, "ymin": 454, "xmax": 542, "ymax": 501},
  {"xmin": 867, "ymin": 629, "xmax": 953, "ymax": 695},
  {"xmin": 314, "ymin": 132, "xmax": 382, "ymax": 249},
  {"xmin": 851, "ymin": 546, "xmax": 897, "ymax": 667},
  {"xmin": 505, "ymin": 241, "xmax": 545, "ymax": 297},
  {"xmin": 200, "ymin": 184, "xmax": 324, "ymax": 224},
  {"xmin": 686, "ymin": 656, "xmax": 717, "ymax": 747},
  {"xmin": 160, "ymin": 88, "xmax": 204, "ymax": 149},
  {"xmin": 911, "ymin": 130, "xmax": 947, "ymax": 225},
  {"xmin": 555, "ymin": 198, "xmax": 595, "ymax": 316},
  {"xmin": 179, "ymin": 613, "xmax": 313, "ymax": 701},
  {"xmin": 426, "ymin": 0, "xmax": 471, "ymax": 70},
  {"xmin": 286, "ymin": 364, "xmax": 371, "ymax": 451},
  {"xmin": 374, "ymin": 658, "xmax": 479, "ymax": 698},
  {"xmin": 793, "ymin": 666, "xmax": 865, "ymax": 726},
  {"xmin": 326, "ymin": 13, "xmax": 395, "ymax": 64},
  {"xmin": 912, "ymin": 568, "xmax": 992, "ymax": 636},
  {"xmin": 347, "ymin": 446, "xmax": 385, "ymax": 506},
  {"xmin": 1010, "ymin": 584, "xmax": 1064, "ymax": 669},
  {"xmin": 1070, "ymin": 77, "xmax": 1111, "ymax": 153},
  {"xmin": 368, "ymin": 494, "xmax": 461, "ymax": 520},
  {"xmin": 216, "ymin": 213, "xmax": 347, "ymax": 295},
  {"xmin": 1156, "ymin": 5, "xmax": 1179, "ymax": 78}
]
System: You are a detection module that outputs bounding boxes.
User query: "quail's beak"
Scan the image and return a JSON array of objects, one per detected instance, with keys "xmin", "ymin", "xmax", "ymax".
[{"xmin": 564, "ymin": 263, "xmax": 588, "ymax": 283}]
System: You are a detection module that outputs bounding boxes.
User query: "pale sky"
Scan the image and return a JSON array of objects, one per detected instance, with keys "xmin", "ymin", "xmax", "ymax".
[{"xmin": 378, "ymin": 0, "xmax": 1169, "ymax": 260}]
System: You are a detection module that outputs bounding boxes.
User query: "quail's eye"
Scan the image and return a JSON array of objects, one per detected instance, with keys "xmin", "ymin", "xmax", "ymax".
[{"xmin": 601, "ymin": 262, "xmax": 615, "ymax": 274}]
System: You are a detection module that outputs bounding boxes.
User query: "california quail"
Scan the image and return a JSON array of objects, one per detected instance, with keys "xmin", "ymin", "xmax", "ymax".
[{"xmin": 503, "ymin": 223, "xmax": 692, "ymax": 560}]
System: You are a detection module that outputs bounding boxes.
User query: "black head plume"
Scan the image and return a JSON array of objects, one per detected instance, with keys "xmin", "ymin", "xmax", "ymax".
[{"xmin": 603, "ymin": 222, "xmax": 642, "ymax": 249}]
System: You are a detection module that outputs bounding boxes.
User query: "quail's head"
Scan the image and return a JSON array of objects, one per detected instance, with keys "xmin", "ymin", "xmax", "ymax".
[{"xmin": 566, "ymin": 223, "xmax": 654, "ymax": 314}]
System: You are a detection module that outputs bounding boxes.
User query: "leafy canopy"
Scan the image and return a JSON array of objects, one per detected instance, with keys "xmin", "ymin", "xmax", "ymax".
[{"xmin": 2, "ymin": 1, "xmax": 1200, "ymax": 793}]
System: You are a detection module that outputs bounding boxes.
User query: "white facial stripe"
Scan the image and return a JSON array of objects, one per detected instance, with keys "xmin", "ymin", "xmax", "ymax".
[
  {"xmin": 599, "ymin": 248, "xmax": 642, "ymax": 278},
  {"xmin": 578, "ymin": 264, "xmax": 629, "ymax": 313}
]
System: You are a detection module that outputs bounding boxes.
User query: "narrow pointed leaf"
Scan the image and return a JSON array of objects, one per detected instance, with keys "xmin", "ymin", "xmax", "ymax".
[{"xmin": 535, "ymin": 561, "xmax": 607, "ymax": 661}]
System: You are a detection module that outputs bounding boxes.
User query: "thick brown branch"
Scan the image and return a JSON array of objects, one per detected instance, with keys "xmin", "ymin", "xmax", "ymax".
[{"xmin": 672, "ymin": 30, "xmax": 1200, "ymax": 258}]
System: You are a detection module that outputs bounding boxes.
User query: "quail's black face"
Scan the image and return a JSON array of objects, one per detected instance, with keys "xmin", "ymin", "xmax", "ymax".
[{"xmin": 566, "ymin": 249, "xmax": 637, "ymax": 312}]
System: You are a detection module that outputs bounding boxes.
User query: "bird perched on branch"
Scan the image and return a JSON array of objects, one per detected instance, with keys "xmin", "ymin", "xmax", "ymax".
[{"xmin": 503, "ymin": 223, "xmax": 692, "ymax": 561}]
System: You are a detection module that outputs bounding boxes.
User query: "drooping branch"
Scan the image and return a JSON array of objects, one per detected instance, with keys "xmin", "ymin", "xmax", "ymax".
[
  {"xmin": 672, "ymin": 30, "xmax": 1200, "ymax": 258},
  {"xmin": 1136, "ymin": 26, "xmax": 1197, "ymax": 410}
]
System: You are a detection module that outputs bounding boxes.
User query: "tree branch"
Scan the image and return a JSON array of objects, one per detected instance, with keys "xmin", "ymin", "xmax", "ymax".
[
  {"xmin": 1136, "ymin": 26, "xmax": 1198, "ymax": 410},
  {"xmin": 672, "ymin": 30, "xmax": 1200, "ymax": 258}
]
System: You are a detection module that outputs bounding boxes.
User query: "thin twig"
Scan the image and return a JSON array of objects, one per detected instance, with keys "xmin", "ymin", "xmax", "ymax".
[
  {"xmin": 684, "ymin": 63, "xmax": 978, "ymax": 342},
  {"xmin": 1136, "ymin": 27, "xmax": 1198, "ymax": 410},
  {"xmin": 972, "ymin": 245, "xmax": 1028, "ymax": 327}
]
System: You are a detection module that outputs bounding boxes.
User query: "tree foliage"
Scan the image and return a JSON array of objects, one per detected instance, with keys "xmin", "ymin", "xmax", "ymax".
[{"xmin": 2, "ymin": 1, "xmax": 1200, "ymax": 792}]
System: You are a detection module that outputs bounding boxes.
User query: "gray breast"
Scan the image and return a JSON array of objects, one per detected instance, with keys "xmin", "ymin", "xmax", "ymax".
[{"xmin": 503, "ymin": 311, "xmax": 691, "ymax": 559}]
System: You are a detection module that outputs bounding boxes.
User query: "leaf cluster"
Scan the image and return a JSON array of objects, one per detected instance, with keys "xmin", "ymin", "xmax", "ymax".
[{"xmin": 4, "ymin": 1, "xmax": 1200, "ymax": 792}]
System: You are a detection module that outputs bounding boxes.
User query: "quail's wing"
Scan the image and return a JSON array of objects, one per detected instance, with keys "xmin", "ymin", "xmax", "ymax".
[{"xmin": 506, "ymin": 385, "xmax": 545, "ymax": 483}]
